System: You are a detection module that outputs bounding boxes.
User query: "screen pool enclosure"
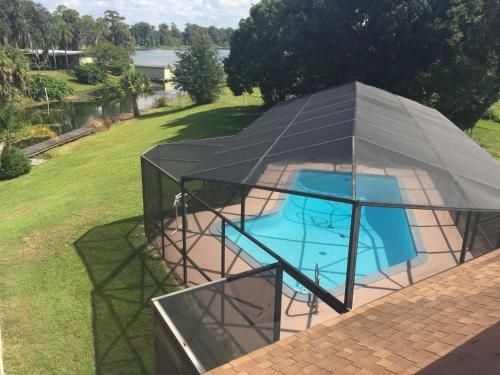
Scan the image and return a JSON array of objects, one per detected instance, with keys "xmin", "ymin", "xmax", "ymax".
[{"xmin": 143, "ymin": 82, "xmax": 500, "ymax": 373}]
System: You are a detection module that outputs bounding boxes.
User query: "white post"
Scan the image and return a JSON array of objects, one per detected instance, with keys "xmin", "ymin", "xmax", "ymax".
[{"xmin": 44, "ymin": 87, "xmax": 50, "ymax": 115}]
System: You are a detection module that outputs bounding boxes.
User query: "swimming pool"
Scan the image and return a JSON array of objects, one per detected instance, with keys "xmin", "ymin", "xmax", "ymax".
[{"xmin": 224, "ymin": 170, "xmax": 417, "ymax": 293}]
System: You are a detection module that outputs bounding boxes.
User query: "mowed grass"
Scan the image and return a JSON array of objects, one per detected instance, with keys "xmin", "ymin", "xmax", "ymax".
[
  {"xmin": 0, "ymin": 88, "xmax": 263, "ymax": 374},
  {"xmin": 472, "ymin": 119, "xmax": 500, "ymax": 159},
  {"xmin": 35, "ymin": 70, "xmax": 121, "ymax": 93}
]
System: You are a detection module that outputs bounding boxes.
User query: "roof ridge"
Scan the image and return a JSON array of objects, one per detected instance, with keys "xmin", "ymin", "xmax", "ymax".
[{"xmin": 241, "ymin": 94, "xmax": 315, "ymax": 184}]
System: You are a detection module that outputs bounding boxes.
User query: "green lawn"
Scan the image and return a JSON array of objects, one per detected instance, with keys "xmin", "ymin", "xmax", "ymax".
[
  {"xmin": 472, "ymin": 119, "xmax": 500, "ymax": 159},
  {"xmin": 34, "ymin": 70, "xmax": 121, "ymax": 93},
  {"xmin": 0, "ymin": 89, "xmax": 263, "ymax": 374}
]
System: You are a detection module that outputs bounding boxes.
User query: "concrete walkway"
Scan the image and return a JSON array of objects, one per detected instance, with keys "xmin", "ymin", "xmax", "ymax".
[{"xmin": 210, "ymin": 249, "xmax": 500, "ymax": 374}]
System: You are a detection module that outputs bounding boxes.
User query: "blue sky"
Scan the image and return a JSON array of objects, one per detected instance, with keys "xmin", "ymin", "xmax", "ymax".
[{"xmin": 37, "ymin": 0, "xmax": 255, "ymax": 28}]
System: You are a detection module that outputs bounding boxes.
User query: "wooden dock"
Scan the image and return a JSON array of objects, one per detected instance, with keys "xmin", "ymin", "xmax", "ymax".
[{"xmin": 23, "ymin": 127, "xmax": 95, "ymax": 157}]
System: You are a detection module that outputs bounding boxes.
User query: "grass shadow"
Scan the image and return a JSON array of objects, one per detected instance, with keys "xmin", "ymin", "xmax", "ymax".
[
  {"xmin": 138, "ymin": 104, "xmax": 199, "ymax": 120},
  {"xmin": 157, "ymin": 104, "xmax": 263, "ymax": 144},
  {"xmin": 75, "ymin": 216, "xmax": 179, "ymax": 375}
]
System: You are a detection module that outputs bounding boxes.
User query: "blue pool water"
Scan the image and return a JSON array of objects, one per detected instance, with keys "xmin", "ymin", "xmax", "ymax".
[{"xmin": 224, "ymin": 170, "xmax": 417, "ymax": 293}]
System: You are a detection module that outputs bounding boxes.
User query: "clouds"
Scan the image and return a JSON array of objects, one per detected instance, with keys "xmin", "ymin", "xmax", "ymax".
[{"xmin": 38, "ymin": 0, "xmax": 254, "ymax": 27}]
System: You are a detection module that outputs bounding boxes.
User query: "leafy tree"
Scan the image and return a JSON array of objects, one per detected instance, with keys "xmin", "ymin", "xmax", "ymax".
[
  {"xmin": 54, "ymin": 5, "xmax": 80, "ymax": 49},
  {"xmin": 104, "ymin": 10, "xmax": 133, "ymax": 47},
  {"xmin": 119, "ymin": 71, "xmax": 153, "ymax": 116},
  {"xmin": 80, "ymin": 15, "xmax": 109, "ymax": 47},
  {"xmin": 170, "ymin": 23, "xmax": 182, "ymax": 40},
  {"xmin": 158, "ymin": 23, "xmax": 180, "ymax": 46},
  {"xmin": 182, "ymin": 24, "xmax": 234, "ymax": 47},
  {"xmin": 207, "ymin": 26, "xmax": 234, "ymax": 47},
  {"xmin": 90, "ymin": 41, "xmax": 132, "ymax": 75},
  {"xmin": 226, "ymin": 0, "xmax": 500, "ymax": 130},
  {"xmin": 0, "ymin": 46, "xmax": 30, "ymax": 100},
  {"xmin": 173, "ymin": 34, "xmax": 224, "ymax": 105},
  {"xmin": 130, "ymin": 22, "xmax": 158, "ymax": 47},
  {"xmin": 183, "ymin": 23, "xmax": 207, "ymax": 45},
  {"xmin": 27, "ymin": 74, "xmax": 74, "ymax": 100}
]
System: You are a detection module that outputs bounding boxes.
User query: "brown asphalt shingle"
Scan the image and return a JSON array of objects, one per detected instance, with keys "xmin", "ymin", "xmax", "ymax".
[{"xmin": 210, "ymin": 250, "xmax": 500, "ymax": 374}]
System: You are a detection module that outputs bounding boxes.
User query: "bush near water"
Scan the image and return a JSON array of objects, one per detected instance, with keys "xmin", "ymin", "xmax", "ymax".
[
  {"xmin": 74, "ymin": 64, "xmax": 107, "ymax": 85},
  {"xmin": 0, "ymin": 146, "xmax": 31, "ymax": 180},
  {"xmin": 27, "ymin": 74, "xmax": 74, "ymax": 101}
]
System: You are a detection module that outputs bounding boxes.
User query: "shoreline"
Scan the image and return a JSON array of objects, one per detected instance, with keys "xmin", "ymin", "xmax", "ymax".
[{"xmin": 21, "ymin": 87, "xmax": 115, "ymax": 109}]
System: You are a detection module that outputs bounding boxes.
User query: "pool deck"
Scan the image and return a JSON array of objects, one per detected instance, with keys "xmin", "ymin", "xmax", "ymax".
[
  {"xmin": 208, "ymin": 248, "xmax": 500, "ymax": 374},
  {"xmin": 162, "ymin": 184, "xmax": 474, "ymax": 336}
]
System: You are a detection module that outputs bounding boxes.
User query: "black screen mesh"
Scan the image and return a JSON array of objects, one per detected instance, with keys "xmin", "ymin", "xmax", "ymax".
[{"xmin": 155, "ymin": 267, "xmax": 279, "ymax": 372}]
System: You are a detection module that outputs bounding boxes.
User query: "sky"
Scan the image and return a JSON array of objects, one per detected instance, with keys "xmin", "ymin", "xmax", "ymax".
[{"xmin": 37, "ymin": 0, "xmax": 255, "ymax": 28}]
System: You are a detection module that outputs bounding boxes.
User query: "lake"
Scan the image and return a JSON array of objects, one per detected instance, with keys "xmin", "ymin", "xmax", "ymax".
[
  {"xmin": 133, "ymin": 48, "xmax": 230, "ymax": 67},
  {"xmin": 20, "ymin": 87, "xmax": 174, "ymax": 148}
]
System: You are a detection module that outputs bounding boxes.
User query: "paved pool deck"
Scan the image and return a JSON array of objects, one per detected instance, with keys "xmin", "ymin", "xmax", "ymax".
[
  {"xmin": 162, "ymin": 184, "xmax": 474, "ymax": 336},
  {"xmin": 209, "ymin": 249, "xmax": 500, "ymax": 374}
]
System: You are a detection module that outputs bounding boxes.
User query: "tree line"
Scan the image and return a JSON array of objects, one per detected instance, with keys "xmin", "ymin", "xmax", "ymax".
[
  {"xmin": 225, "ymin": 0, "xmax": 500, "ymax": 131},
  {"xmin": 0, "ymin": 0, "xmax": 233, "ymax": 54},
  {"xmin": 130, "ymin": 22, "xmax": 233, "ymax": 48}
]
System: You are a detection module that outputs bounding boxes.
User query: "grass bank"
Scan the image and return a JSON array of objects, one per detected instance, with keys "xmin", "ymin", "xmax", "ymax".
[
  {"xmin": 472, "ymin": 119, "xmax": 500, "ymax": 159},
  {"xmin": 34, "ymin": 69, "xmax": 121, "ymax": 95},
  {"xmin": 0, "ymin": 89, "xmax": 263, "ymax": 374}
]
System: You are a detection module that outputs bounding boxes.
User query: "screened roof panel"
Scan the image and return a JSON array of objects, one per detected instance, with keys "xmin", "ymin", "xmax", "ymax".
[
  {"xmin": 290, "ymin": 108, "xmax": 355, "ymax": 133},
  {"xmin": 244, "ymin": 138, "xmax": 353, "ymax": 193},
  {"xmin": 295, "ymin": 99, "xmax": 355, "ymax": 121},
  {"xmin": 356, "ymin": 125, "xmax": 441, "ymax": 168},
  {"xmin": 145, "ymin": 82, "xmax": 500, "ymax": 210},
  {"xmin": 272, "ymin": 124, "xmax": 353, "ymax": 155},
  {"xmin": 354, "ymin": 138, "xmax": 469, "ymax": 207},
  {"xmin": 143, "ymin": 136, "xmax": 232, "ymax": 180},
  {"xmin": 190, "ymin": 140, "xmax": 274, "ymax": 173}
]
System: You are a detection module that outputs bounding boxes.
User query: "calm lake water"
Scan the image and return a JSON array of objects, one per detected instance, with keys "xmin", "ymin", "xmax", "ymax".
[
  {"xmin": 133, "ymin": 48, "xmax": 230, "ymax": 66},
  {"xmin": 20, "ymin": 87, "xmax": 174, "ymax": 147}
]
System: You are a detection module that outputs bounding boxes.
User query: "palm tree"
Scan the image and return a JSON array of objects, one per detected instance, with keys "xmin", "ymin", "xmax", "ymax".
[
  {"xmin": 0, "ymin": 102, "xmax": 57, "ymax": 149},
  {"xmin": 119, "ymin": 71, "xmax": 153, "ymax": 117},
  {"xmin": 60, "ymin": 23, "xmax": 73, "ymax": 68}
]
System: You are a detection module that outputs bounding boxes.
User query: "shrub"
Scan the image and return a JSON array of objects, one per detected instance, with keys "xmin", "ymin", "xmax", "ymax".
[
  {"xmin": 27, "ymin": 74, "xmax": 74, "ymax": 101},
  {"xmin": 90, "ymin": 41, "xmax": 132, "ymax": 75},
  {"xmin": 0, "ymin": 147, "xmax": 31, "ymax": 180},
  {"xmin": 74, "ymin": 64, "xmax": 106, "ymax": 85},
  {"xmin": 482, "ymin": 103, "xmax": 500, "ymax": 123}
]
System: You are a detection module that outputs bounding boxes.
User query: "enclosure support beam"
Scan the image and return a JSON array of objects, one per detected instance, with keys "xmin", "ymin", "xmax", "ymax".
[
  {"xmin": 221, "ymin": 219, "xmax": 226, "ymax": 278},
  {"xmin": 344, "ymin": 203, "xmax": 361, "ymax": 311},
  {"xmin": 181, "ymin": 180, "xmax": 188, "ymax": 285},
  {"xmin": 469, "ymin": 212, "xmax": 481, "ymax": 258},
  {"xmin": 241, "ymin": 186, "xmax": 246, "ymax": 230},
  {"xmin": 460, "ymin": 212, "xmax": 473, "ymax": 264},
  {"xmin": 273, "ymin": 263, "xmax": 283, "ymax": 342},
  {"xmin": 158, "ymin": 169, "xmax": 165, "ymax": 259}
]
